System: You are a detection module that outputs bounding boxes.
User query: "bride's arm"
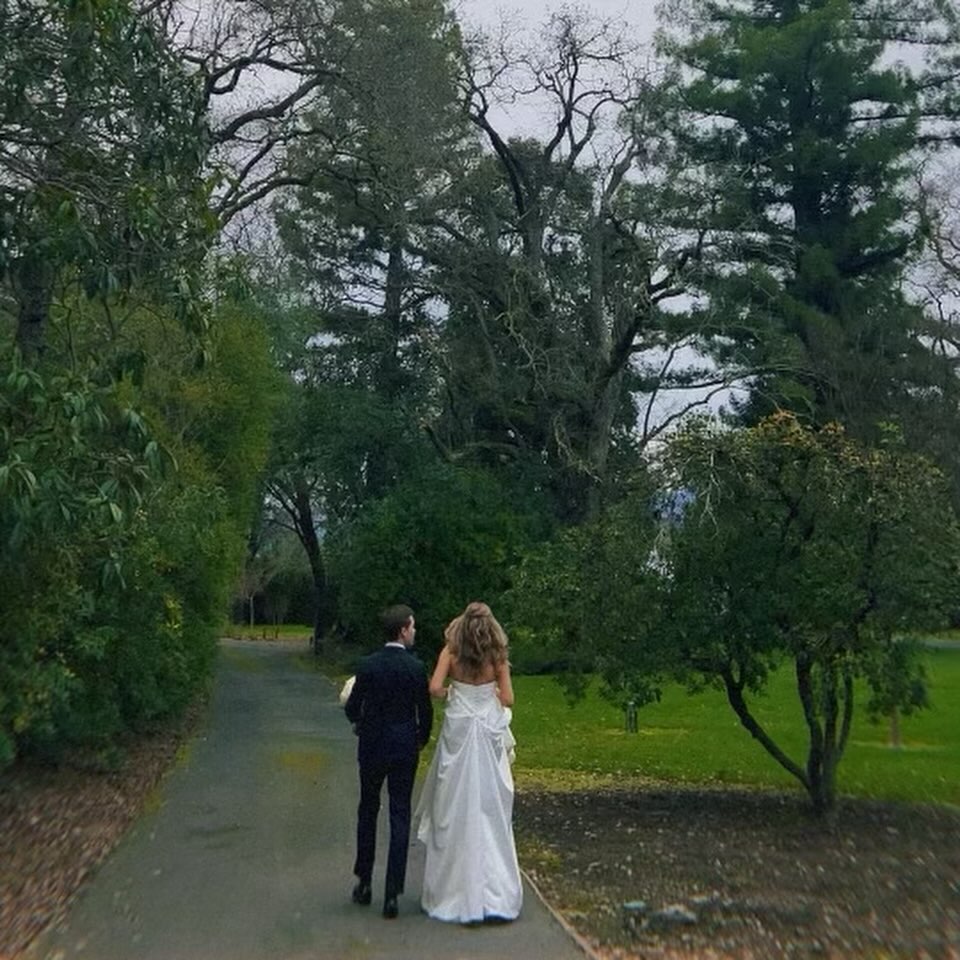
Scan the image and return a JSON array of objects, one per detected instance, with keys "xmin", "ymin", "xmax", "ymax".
[
  {"xmin": 429, "ymin": 646, "xmax": 453, "ymax": 699},
  {"xmin": 495, "ymin": 660, "xmax": 514, "ymax": 707}
]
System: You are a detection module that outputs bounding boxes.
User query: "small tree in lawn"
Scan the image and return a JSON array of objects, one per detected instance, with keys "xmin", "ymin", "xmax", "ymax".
[
  {"xmin": 513, "ymin": 413, "xmax": 960, "ymax": 817},
  {"xmin": 657, "ymin": 414, "xmax": 960, "ymax": 816}
]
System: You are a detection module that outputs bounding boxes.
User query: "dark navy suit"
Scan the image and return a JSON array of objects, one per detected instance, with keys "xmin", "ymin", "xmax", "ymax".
[{"xmin": 345, "ymin": 644, "xmax": 433, "ymax": 897}]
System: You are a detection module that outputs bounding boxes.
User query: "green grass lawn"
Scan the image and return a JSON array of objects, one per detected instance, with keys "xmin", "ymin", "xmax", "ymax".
[{"xmin": 509, "ymin": 646, "xmax": 960, "ymax": 806}]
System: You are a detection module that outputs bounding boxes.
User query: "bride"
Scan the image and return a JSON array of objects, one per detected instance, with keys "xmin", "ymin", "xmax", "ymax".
[{"xmin": 415, "ymin": 601, "xmax": 522, "ymax": 923}]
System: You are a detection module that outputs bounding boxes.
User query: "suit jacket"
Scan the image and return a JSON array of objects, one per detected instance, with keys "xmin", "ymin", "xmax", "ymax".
[{"xmin": 345, "ymin": 645, "xmax": 433, "ymax": 766}]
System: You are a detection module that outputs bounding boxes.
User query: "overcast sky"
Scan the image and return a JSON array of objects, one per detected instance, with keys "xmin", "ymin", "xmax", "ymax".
[
  {"xmin": 456, "ymin": 0, "xmax": 659, "ymax": 38},
  {"xmin": 448, "ymin": 0, "xmax": 663, "ymax": 139}
]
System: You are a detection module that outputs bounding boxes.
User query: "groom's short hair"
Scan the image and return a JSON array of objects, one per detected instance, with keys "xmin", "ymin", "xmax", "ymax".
[{"xmin": 381, "ymin": 604, "xmax": 414, "ymax": 641}]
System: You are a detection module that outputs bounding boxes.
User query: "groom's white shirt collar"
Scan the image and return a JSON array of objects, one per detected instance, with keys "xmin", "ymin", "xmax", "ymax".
[{"xmin": 384, "ymin": 641, "xmax": 405, "ymax": 649}]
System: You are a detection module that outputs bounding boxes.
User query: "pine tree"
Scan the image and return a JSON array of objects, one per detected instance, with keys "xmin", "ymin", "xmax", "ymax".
[{"xmin": 658, "ymin": 0, "xmax": 958, "ymax": 441}]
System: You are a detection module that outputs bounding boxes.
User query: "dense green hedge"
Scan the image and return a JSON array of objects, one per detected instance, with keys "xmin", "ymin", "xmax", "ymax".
[
  {"xmin": 327, "ymin": 461, "xmax": 552, "ymax": 657},
  {"xmin": 0, "ymin": 302, "xmax": 278, "ymax": 767}
]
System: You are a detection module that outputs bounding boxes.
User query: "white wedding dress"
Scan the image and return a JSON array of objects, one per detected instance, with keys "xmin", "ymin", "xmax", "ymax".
[{"xmin": 415, "ymin": 680, "xmax": 523, "ymax": 923}]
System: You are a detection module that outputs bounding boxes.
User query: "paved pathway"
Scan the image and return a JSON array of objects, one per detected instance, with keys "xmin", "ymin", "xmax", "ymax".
[{"xmin": 27, "ymin": 640, "xmax": 587, "ymax": 960}]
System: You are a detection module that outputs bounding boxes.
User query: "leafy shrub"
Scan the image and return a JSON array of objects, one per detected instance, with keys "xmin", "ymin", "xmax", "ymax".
[{"xmin": 328, "ymin": 462, "xmax": 551, "ymax": 656}]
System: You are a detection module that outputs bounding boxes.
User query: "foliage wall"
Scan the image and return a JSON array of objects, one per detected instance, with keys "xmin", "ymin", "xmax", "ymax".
[{"xmin": 0, "ymin": 298, "xmax": 277, "ymax": 767}]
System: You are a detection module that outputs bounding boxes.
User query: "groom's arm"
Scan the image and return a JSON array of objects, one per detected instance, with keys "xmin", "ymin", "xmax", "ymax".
[{"xmin": 415, "ymin": 663, "xmax": 433, "ymax": 748}]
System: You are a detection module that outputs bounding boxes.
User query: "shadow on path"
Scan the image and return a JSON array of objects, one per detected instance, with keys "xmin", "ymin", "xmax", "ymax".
[{"xmin": 27, "ymin": 640, "xmax": 587, "ymax": 960}]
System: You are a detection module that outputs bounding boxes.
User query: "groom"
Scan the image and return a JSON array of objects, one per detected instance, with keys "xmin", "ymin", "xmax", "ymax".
[{"xmin": 345, "ymin": 604, "xmax": 433, "ymax": 918}]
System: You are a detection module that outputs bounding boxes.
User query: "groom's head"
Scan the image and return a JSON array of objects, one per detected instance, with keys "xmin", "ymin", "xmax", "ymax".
[{"xmin": 381, "ymin": 604, "xmax": 415, "ymax": 646}]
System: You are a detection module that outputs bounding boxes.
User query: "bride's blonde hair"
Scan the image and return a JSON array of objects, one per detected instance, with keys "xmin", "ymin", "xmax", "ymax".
[{"xmin": 444, "ymin": 601, "xmax": 508, "ymax": 677}]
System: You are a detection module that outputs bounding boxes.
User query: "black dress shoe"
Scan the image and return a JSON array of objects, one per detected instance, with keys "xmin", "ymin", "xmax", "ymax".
[
  {"xmin": 351, "ymin": 881, "xmax": 372, "ymax": 905},
  {"xmin": 382, "ymin": 895, "xmax": 398, "ymax": 919}
]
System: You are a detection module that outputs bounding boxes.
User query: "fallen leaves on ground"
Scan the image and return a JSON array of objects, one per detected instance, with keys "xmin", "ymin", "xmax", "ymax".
[
  {"xmin": 515, "ymin": 781, "xmax": 960, "ymax": 960},
  {"xmin": 0, "ymin": 702, "xmax": 204, "ymax": 960}
]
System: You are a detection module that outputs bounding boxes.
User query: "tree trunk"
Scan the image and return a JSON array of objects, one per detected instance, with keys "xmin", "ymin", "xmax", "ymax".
[
  {"xmin": 365, "ymin": 232, "xmax": 406, "ymax": 498},
  {"xmin": 14, "ymin": 254, "xmax": 54, "ymax": 360},
  {"xmin": 377, "ymin": 233, "xmax": 405, "ymax": 403},
  {"xmin": 269, "ymin": 469, "xmax": 329, "ymax": 655},
  {"xmin": 311, "ymin": 604, "xmax": 325, "ymax": 656},
  {"xmin": 585, "ymin": 377, "xmax": 620, "ymax": 517},
  {"xmin": 721, "ymin": 664, "xmax": 809, "ymax": 786},
  {"xmin": 290, "ymin": 474, "xmax": 327, "ymax": 655},
  {"xmin": 15, "ymin": 9, "xmax": 94, "ymax": 361},
  {"xmin": 796, "ymin": 655, "xmax": 835, "ymax": 816},
  {"xmin": 581, "ymin": 218, "xmax": 613, "ymax": 521},
  {"xmin": 797, "ymin": 658, "xmax": 852, "ymax": 818},
  {"xmin": 888, "ymin": 708, "xmax": 902, "ymax": 749}
]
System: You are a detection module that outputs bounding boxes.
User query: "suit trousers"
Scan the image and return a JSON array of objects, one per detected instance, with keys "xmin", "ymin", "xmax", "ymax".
[{"xmin": 354, "ymin": 753, "xmax": 416, "ymax": 897}]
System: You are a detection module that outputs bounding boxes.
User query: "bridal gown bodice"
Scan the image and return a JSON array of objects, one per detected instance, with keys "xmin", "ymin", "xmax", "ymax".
[{"xmin": 415, "ymin": 680, "xmax": 522, "ymax": 923}]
